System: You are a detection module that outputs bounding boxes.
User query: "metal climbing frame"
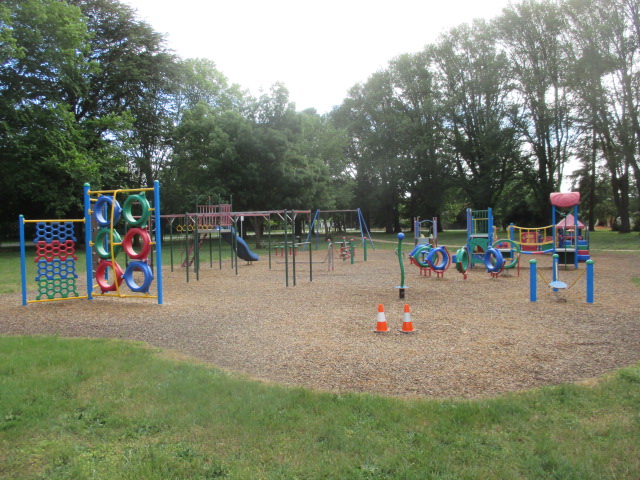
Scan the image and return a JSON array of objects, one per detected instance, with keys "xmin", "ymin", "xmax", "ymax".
[
  {"xmin": 466, "ymin": 207, "xmax": 494, "ymax": 266},
  {"xmin": 304, "ymin": 208, "xmax": 375, "ymax": 252}
]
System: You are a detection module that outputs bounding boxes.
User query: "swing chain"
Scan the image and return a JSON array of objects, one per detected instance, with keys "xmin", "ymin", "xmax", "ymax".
[
  {"xmin": 536, "ymin": 268, "xmax": 550, "ymax": 286},
  {"xmin": 566, "ymin": 268, "xmax": 586, "ymax": 290},
  {"xmin": 537, "ymin": 265, "xmax": 586, "ymax": 291}
]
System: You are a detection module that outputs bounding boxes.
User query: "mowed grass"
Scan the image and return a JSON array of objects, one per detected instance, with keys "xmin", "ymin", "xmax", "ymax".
[
  {"xmin": 1, "ymin": 230, "xmax": 640, "ymax": 478},
  {"xmin": 0, "ymin": 336, "xmax": 639, "ymax": 480}
]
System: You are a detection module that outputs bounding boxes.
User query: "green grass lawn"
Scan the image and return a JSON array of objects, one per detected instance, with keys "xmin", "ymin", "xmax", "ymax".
[
  {"xmin": 0, "ymin": 336, "xmax": 638, "ymax": 480},
  {"xmin": 1, "ymin": 230, "xmax": 640, "ymax": 478}
]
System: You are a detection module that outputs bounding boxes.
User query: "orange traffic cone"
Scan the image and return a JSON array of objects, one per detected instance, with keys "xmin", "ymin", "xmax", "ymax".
[
  {"xmin": 373, "ymin": 304, "xmax": 389, "ymax": 333},
  {"xmin": 399, "ymin": 304, "xmax": 416, "ymax": 333}
]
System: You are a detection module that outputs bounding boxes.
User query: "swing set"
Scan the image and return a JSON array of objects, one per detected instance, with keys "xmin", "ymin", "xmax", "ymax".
[
  {"xmin": 304, "ymin": 208, "xmax": 375, "ymax": 251},
  {"xmin": 529, "ymin": 254, "xmax": 595, "ymax": 303}
]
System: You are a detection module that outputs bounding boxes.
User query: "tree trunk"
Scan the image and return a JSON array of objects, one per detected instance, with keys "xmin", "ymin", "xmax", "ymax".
[{"xmin": 251, "ymin": 217, "xmax": 264, "ymax": 249}]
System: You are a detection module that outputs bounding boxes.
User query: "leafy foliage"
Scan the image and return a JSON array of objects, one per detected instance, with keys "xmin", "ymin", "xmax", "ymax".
[{"xmin": 0, "ymin": 0, "xmax": 639, "ymax": 234}]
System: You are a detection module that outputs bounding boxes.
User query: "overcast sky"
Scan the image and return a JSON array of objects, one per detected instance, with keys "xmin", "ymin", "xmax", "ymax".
[{"xmin": 123, "ymin": 0, "xmax": 514, "ymax": 113}]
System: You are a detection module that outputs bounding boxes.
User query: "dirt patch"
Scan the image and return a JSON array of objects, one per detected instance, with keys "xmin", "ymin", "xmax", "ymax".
[{"xmin": 2, "ymin": 249, "xmax": 639, "ymax": 399}]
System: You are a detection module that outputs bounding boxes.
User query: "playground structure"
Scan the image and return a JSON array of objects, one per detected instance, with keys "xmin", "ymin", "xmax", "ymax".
[
  {"xmin": 19, "ymin": 182, "xmax": 163, "ymax": 305},
  {"xmin": 413, "ymin": 216, "xmax": 438, "ymax": 246},
  {"xmin": 304, "ymin": 208, "xmax": 374, "ymax": 252},
  {"xmin": 529, "ymin": 255, "xmax": 595, "ymax": 303},
  {"xmin": 509, "ymin": 192, "xmax": 590, "ymax": 268},
  {"xmin": 466, "ymin": 207, "xmax": 520, "ymax": 276},
  {"xmin": 408, "ymin": 243, "xmax": 453, "ymax": 278},
  {"xmin": 161, "ymin": 204, "xmax": 374, "ymax": 287},
  {"xmin": 464, "ymin": 192, "xmax": 589, "ymax": 275},
  {"xmin": 276, "ymin": 236, "xmax": 360, "ymax": 266},
  {"xmin": 406, "ymin": 209, "xmax": 513, "ymax": 280},
  {"xmin": 405, "ymin": 192, "xmax": 590, "ymax": 283}
]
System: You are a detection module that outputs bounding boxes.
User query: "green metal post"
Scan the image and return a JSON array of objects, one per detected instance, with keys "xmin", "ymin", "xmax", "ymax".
[
  {"xmin": 396, "ymin": 232, "xmax": 407, "ymax": 299},
  {"xmin": 350, "ymin": 239, "xmax": 355, "ymax": 264},
  {"xmin": 268, "ymin": 216, "xmax": 272, "ymax": 270},
  {"xmin": 292, "ymin": 241, "xmax": 297, "ymax": 286},
  {"xmin": 233, "ymin": 218, "xmax": 238, "ymax": 276},
  {"xmin": 309, "ymin": 239, "xmax": 313, "ymax": 282},
  {"xmin": 169, "ymin": 218, "xmax": 174, "ymax": 272},
  {"xmin": 284, "ymin": 210, "xmax": 289, "ymax": 287},
  {"xmin": 185, "ymin": 213, "xmax": 189, "ymax": 283},
  {"xmin": 194, "ymin": 221, "xmax": 199, "ymax": 281},
  {"xmin": 218, "ymin": 227, "xmax": 222, "ymax": 270}
]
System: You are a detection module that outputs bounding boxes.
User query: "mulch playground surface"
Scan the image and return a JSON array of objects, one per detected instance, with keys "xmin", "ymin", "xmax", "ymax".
[{"xmin": 2, "ymin": 247, "xmax": 639, "ymax": 399}]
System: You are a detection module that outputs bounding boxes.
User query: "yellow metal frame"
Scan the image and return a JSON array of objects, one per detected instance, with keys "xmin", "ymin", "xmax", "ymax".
[
  {"xmin": 88, "ymin": 187, "xmax": 158, "ymax": 300},
  {"xmin": 24, "ymin": 218, "xmax": 86, "ymax": 304},
  {"xmin": 511, "ymin": 225, "xmax": 555, "ymax": 247}
]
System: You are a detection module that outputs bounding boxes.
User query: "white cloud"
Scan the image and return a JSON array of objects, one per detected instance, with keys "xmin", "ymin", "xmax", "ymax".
[{"xmin": 124, "ymin": 0, "xmax": 513, "ymax": 113}]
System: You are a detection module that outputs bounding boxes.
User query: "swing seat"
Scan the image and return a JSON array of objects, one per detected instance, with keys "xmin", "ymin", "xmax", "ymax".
[{"xmin": 549, "ymin": 280, "xmax": 567, "ymax": 290}]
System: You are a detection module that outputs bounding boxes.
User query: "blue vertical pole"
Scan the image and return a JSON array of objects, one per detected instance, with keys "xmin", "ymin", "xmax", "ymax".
[
  {"xmin": 360, "ymin": 208, "xmax": 375, "ymax": 251},
  {"xmin": 551, "ymin": 205, "xmax": 557, "ymax": 254},
  {"xmin": 433, "ymin": 217, "xmax": 438, "ymax": 246},
  {"xmin": 586, "ymin": 259, "xmax": 594, "ymax": 303},
  {"xmin": 154, "ymin": 180, "xmax": 163, "ymax": 305},
  {"xmin": 487, "ymin": 207, "xmax": 493, "ymax": 244},
  {"xmin": 530, "ymin": 259, "xmax": 537, "ymax": 302},
  {"xmin": 19, "ymin": 215, "xmax": 27, "ymax": 306},
  {"xmin": 552, "ymin": 253, "xmax": 559, "ymax": 292},
  {"xmin": 83, "ymin": 183, "xmax": 93, "ymax": 300},
  {"xmin": 574, "ymin": 204, "xmax": 579, "ymax": 269},
  {"xmin": 466, "ymin": 208, "xmax": 472, "ymax": 257}
]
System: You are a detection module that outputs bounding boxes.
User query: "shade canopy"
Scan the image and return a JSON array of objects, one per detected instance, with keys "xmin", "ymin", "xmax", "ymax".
[
  {"xmin": 550, "ymin": 192, "xmax": 580, "ymax": 208},
  {"xmin": 556, "ymin": 213, "xmax": 584, "ymax": 229}
]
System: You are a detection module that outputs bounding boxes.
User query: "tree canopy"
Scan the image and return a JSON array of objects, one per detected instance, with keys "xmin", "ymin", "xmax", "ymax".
[{"xmin": 1, "ymin": 0, "xmax": 639, "ymax": 233}]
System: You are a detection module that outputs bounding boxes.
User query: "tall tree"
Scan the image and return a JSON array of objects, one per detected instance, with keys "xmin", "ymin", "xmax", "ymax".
[
  {"xmin": 68, "ymin": 0, "xmax": 177, "ymax": 187},
  {"xmin": 565, "ymin": 0, "xmax": 640, "ymax": 232},
  {"xmin": 496, "ymin": 0, "xmax": 573, "ymax": 221},
  {"xmin": 387, "ymin": 52, "xmax": 452, "ymax": 223},
  {"xmin": 431, "ymin": 20, "xmax": 523, "ymax": 212},
  {"xmin": 334, "ymin": 71, "xmax": 410, "ymax": 233},
  {"xmin": 0, "ymin": 0, "xmax": 125, "ymax": 221}
]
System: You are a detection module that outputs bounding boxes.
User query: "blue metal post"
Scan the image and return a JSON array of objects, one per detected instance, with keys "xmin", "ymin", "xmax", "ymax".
[
  {"xmin": 358, "ymin": 208, "xmax": 375, "ymax": 251},
  {"xmin": 574, "ymin": 204, "xmax": 579, "ymax": 269},
  {"xmin": 19, "ymin": 215, "xmax": 27, "ymax": 306},
  {"xmin": 586, "ymin": 259, "xmax": 594, "ymax": 303},
  {"xmin": 466, "ymin": 208, "xmax": 472, "ymax": 263},
  {"xmin": 488, "ymin": 207, "xmax": 493, "ymax": 243},
  {"xmin": 552, "ymin": 253, "xmax": 559, "ymax": 292},
  {"xmin": 433, "ymin": 216, "xmax": 438, "ymax": 246},
  {"xmin": 83, "ymin": 183, "xmax": 93, "ymax": 300},
  {"xmin": 530, "ymin": 259, "xmax": 537, "ymax": 302},
  {"xmin": 551, "ymin": 205, "xmax": 557, "ymax": 254},
  {"xmin": 154, "ymin": 180, "xmax": 163, "ymax": 304}
]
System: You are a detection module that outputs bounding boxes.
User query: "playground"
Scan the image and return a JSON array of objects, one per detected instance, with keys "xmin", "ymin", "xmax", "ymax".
[{"xmin": 1, "ymin": 243, "xmax": 639, "ymax": 399}]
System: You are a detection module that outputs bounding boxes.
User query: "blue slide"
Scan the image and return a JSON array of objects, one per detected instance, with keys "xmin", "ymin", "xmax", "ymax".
[{"xmin": 220, "ymin": 227, "xmax": 259, "ymax": 262}]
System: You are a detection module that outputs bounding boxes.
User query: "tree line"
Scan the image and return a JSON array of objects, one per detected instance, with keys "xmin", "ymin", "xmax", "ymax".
[{"xmin": 1, "ymin": 0, "xmax": 639, "ymax": 235}]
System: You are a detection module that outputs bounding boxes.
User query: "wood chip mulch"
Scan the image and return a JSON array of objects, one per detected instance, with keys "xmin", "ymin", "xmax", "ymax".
[{"xmin": 2, "ymin": 248, "xmax": 639, "ymax": 399}]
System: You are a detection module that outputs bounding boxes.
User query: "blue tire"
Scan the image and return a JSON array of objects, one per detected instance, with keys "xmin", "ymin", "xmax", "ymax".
[
  {"xmin": 94, "ymin": 195, "xmax": 122, "ymax": 227},
  {"xmin": 484, "ymin": 248, "xmax": 505, "ymax": 273},
  {"xmin": 123, "ymin": 261, "xmax": 154, "ymax": 292},
  {"xmin": 427, "ymin": 246, "xmax": 450, "ymax": 271}
]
